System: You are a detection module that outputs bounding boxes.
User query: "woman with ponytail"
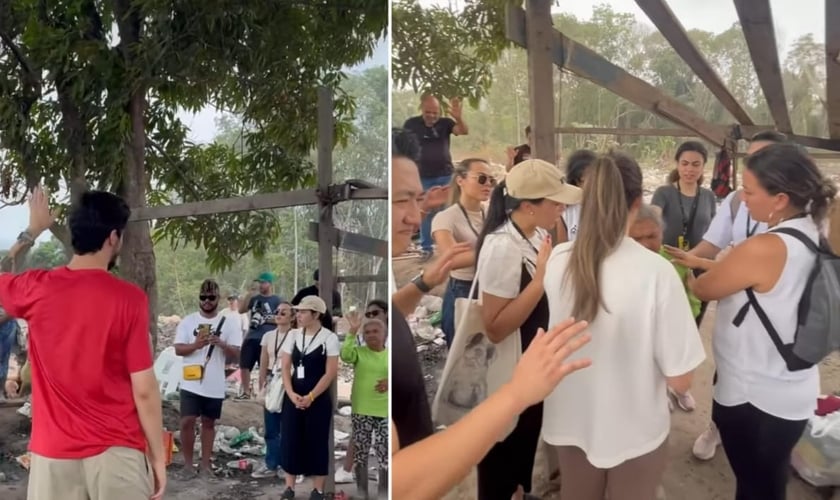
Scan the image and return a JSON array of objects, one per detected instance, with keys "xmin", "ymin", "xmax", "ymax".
[
  {"xmin": 541, "ymin": 152, "xmax": 705, "ymax": 500},
  {"xmin": 432, "ymin": 158, "xmax": 494, "ymax": 346},
  {"xmin": 686, "ymin": 142, "xmax": 838, "ymax": 499},
  {"xmin": 472, "ymin": 159, "xmax": 581, "ymax": 499}
]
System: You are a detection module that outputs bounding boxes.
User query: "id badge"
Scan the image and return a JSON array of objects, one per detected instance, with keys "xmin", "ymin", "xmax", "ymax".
[
  {"xmin": 297, "ymin": 365, "xmax": 305, "ymax": 379},
  {"xmin": 183, "ymin": 364, "xmax": 203, "ymax": 381},
  {"xmin": 678, "ymin": 235, "xmax": 689, "ymax": 251}
]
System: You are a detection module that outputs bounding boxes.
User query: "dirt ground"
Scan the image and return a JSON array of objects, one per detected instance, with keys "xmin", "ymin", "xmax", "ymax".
[
  {"xmin": 394, "ymin": 253, "xmax": 840, "ymax": 500},
  {"xmin": 0, "ymin": 399, "xmax": 378, "ymax": 499}
]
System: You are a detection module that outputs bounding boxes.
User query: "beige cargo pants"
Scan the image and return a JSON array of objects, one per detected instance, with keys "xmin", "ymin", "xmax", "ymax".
[{"xmin": 27, "ymin": 446, "xmax": 154, "ymax": 500}]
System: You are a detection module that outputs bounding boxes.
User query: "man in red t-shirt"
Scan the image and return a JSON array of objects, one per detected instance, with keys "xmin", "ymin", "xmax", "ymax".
[{"xmin": 0, "ymin": 187, "xmax": 166, "ymax": 500}]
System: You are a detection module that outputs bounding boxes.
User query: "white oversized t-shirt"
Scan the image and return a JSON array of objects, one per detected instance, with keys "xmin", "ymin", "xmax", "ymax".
[
  {"xmin": 176, "ymin": 311, "xmax": 243, "ymax": 399},
  {"xmin": 541, "ymin": 237, "xmax": 706, "ymax": 468}
]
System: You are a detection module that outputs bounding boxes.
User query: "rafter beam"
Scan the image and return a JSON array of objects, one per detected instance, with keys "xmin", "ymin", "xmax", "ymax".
[
  {"xmin": 128, "ymin": 185, "xmax": 386, "ymax": 222},
  {"xmin": 634, "ymin": 0, "xmax": 753, "ymax": 125},
  {"xmin": 506, "ymin": 5, "xmax": 727, "ymax": 145},
  {"xmin": 557, "ymin": 126, "xmax": 698, "ymax": 137},
  {"xmin": 733, "ymin": 0, "xmax": 792, "ymax": 133},
  {"xmin": 827, "ymin": 0, "xmax": 840, "ymax": 138},
  {"xmin": 735, "ymin": 125, "xmax": 840, "ymax": 152}
]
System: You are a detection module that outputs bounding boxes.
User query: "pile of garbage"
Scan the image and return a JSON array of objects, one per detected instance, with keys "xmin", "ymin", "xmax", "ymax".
[
  {"xmin": 406, "ymin": 295, "xmax": 448, "ymax": 395},
  {"xmin": 157, "ymin": 315, "xmax": 181, "ymax": 352}
]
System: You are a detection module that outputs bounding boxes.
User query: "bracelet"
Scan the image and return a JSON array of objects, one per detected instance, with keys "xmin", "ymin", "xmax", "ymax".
[{"xmin": 308, "ymin": 392, "xmax": 314, "ymax": 402}]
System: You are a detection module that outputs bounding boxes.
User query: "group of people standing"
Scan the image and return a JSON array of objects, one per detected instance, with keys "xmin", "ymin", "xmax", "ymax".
[
  {"xmin": 174, "ymin": 273, "xmax": 389, "ymax": 500},
  {"xmin": 391, "ymin": 104, "xmax": 838, "ymax": 500}
]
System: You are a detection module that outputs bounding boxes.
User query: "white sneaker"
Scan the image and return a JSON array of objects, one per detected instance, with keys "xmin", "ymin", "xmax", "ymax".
[
  {"xmin": 334, "ymin": 467, "xmax": 354, "ymax": 484},
  {"xmin": 692, "ymin": 424, "xmax": 721, "ymax": 460},
  {"xmin": 251, "ymin": 465, "xmax": 277, "ymax": 479}
]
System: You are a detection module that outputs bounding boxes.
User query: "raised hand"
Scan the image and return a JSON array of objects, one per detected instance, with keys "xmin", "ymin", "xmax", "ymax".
[{"xmin": 28, "ymin": 186, "xmax": 54, "ymax": 234}]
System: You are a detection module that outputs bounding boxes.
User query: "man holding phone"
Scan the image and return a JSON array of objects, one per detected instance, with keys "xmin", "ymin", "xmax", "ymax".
[
  {"xmin": 238, "ymin": 273, "xmax": 282, "ymax": 399},
  {"xmin": 174, "ymin": 279, "xmax": 242, "ymax": 475}
]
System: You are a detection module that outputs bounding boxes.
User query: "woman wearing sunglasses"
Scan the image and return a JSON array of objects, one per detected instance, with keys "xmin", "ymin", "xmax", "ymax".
[
  {"xmin": 431, "ymin": 158, "xmax": 495, "ymax": 346},
  {"xmin": 252, "ymin": 302, "xmax": 294, "ymax": 479}
]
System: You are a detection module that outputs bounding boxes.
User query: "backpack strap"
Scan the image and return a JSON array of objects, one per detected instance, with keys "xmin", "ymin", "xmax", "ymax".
[
  {"xmin": 732, "ymin": 289, "xmax": 813, "ymax": 371},
  {"xmin": 731, "ymin": 227, "xmax": 818, "ymax": 371}
]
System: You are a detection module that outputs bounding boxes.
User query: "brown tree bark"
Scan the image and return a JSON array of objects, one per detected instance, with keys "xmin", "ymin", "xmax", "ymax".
[{"xmin": 115, "ymin": 0, "xmax": 159, "ymax": 352}]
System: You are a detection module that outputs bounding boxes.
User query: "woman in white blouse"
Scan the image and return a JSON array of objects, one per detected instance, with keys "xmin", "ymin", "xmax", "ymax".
[
  {"xmin": 542, "ymin": 152, "xmax": 706, "ymax": 500},
  {"xmin": 690, "ymin": 143, "xmax": 837, "ymax": 500},
  {"xmin": 472, "ymin": 158, "xmax": 581, "ymax": 500}
]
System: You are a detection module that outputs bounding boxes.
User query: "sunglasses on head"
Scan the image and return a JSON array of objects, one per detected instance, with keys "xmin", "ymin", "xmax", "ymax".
[
  {"xmin": 199, "ymin": 295, "xmax": 217, "ymax": 302},
  {"xmin": 365, "ymin": 310, "xmax": 383, "ymax": 318}
]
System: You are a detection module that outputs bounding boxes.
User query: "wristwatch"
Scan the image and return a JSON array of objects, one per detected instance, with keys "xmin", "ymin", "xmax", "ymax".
[
  {"xmin": 411, "ymin": 272, "xmax": 432, "ymax": 293},
  {"xmin": 17, "ymin": 231, "xmax": 35, "ymax": 245}
]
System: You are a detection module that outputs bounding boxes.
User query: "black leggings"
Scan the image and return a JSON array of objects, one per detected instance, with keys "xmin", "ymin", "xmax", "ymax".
[
  {"xmin": 476, "ymin": 402, "xmax": 542, "ymax": 500},
  {"xmin": 712, "ymin": 401, "xmax": 807, "ymax": 500}
]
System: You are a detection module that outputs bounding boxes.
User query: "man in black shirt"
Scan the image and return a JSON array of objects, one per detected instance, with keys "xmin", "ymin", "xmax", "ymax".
[
  {"xmin": 402, "ymin": 95, "xmax": 469, "ymax": 259},
  {"xmin": 291, "ymin": 269, "xmax": 342, "ymax": 317}
]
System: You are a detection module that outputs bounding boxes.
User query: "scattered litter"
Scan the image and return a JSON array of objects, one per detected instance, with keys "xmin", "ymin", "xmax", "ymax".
[
  {"xmin": 334, "ymin": 429, "xmax": 349, "ymax": 441},
  {"xmin": 226, "ymin": 458, "xmax": 259, "ymax": 471},
  {"xmin": 338, "ymin": 406, "xmax": 352, "ymax": 417},
  {"xmin": 16, "ymin": 453, "xmax": 30, "ymax": 470},
  {"xmin": 16, "ymin": 401, "xmax": 31, "ymax": 418}
]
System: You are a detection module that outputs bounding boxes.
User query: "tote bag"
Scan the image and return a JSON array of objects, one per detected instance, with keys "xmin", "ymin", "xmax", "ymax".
[{"xmin": 432, "ymin": 256, "xmax": 524, "ymax": 441}]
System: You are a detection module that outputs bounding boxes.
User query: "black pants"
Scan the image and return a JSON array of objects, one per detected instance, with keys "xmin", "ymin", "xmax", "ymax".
[
  {"xmin": 477, "ymin": 402, "xmax": 542, "ymax": 500},
  {"xmin": 712, "ymin": 401, "xmax": 807, "ymax": 500}
]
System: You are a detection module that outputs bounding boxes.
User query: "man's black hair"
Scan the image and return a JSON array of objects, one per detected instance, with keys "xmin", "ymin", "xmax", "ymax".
[
  {"xmin": 68, "ymin": 191, "xmax": 130, "ymax": 255},
  {"xmin": 750, "ymin": 130, "xmax": 788, "ymax": 144},
  {"xmin": 392, "ymin": 127, "xmax": 421, "ymax": 161}
]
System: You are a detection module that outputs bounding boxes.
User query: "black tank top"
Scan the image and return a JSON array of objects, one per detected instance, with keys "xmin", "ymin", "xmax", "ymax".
[{"xmin": 391, "ymin": 307, "xmax": 435, "ymax": 448}]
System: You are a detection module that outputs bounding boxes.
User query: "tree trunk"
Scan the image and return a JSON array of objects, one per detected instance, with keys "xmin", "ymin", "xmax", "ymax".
[
  {"xmin": 120, "ymin": 91, "xmax": 159, "ymax": 353},
  {"xmin": 113, "ymin": 0, "xmax": 158, "ymax": 353}
]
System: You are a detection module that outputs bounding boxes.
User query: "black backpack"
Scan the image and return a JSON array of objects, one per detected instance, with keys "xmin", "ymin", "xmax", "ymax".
[{"xmin": 732, "ymin": 227, "xmax": 840, "ymax": 371}]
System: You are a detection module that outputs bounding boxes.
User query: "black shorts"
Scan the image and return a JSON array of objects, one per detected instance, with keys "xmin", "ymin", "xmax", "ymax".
[
  {"xmin": 240, "ymin": 337, "xmax": 262, "ymax": 371},
  {"xmin": 180, "ymin": 389, "xmax": 223, "ymax": 420}
]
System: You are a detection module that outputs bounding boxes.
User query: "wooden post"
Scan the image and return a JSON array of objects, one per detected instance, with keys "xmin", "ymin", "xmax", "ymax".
[
  {"xmin": 317, "ymin": 86, "xmax": 339, "ymax": 497},
  {"xmin": 526, "ymin": 0, "xmax": 556, "ymax": 164}
]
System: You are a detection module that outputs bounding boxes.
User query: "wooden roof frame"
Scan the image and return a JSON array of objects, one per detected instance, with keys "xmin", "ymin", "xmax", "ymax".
[{"xmin": 508, "ymin": 0, "xmax": 840, "ymax": 155}]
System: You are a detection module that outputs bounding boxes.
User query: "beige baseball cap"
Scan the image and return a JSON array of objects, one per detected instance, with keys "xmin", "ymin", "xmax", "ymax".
[
  {"xmin": 293, "ymin": 295, "xmax": 327, "ymax": 314},
  {"xmin": 507, "ymin": 159, "xmax": 582, "ymax": 205}
]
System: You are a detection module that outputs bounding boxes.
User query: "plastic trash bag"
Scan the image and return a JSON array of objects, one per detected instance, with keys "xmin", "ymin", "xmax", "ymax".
[{"xmin": 791, "ymin": 410, "xmax": 840, "ymax": 486}]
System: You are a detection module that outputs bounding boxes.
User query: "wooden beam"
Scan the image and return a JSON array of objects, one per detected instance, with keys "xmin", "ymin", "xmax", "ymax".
[
  {"xmin": 336, "ymin": 274, "xmax": 389, "ymax": 284},
  {"xmin": 308, "ymin": 223, "xmax": 388, "ymax": 259},
  {"xmin": 827, "ymin": 0, "xmax": 840, "ymax": 138},
  {"xmin": 128, "ymin": 185, "xmax": 384, "ymax": 222},
  {"xmin": 736, "ymin": 125, "xmax": 840, "ymax": 152},
  {"xmin": 556, "ymin": 126, "xmax": 698, "ymax": 137},
  {"xmin": 506, "ymin": 5, "xmax": 727, "ymax": 145},
  {"xmin": 316, "ymin": 86, "xmax": 338, "ymax": 496},
  {"xmin": 733, "ymin": 0, "xmax": 792, "ymax": 133},
  {"xmin": 524, "ymin": 0, "xmax": 556, "ymax": 163},
  {"xmin": 634, "ymin": 0, "xmax": 753, "ymax": 125},
  {"xmin": 734, "ymin": 152, "xmax": 840, "ymax": 160},
  {"xmin": 129, "ymin": 190, "xmax": 318, "ymax": 222}
]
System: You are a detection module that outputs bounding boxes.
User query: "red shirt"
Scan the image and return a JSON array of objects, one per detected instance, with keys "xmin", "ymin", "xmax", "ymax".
[{"xmin": 0, "ymin": 267, "xmax": 153, "ymax": 459}]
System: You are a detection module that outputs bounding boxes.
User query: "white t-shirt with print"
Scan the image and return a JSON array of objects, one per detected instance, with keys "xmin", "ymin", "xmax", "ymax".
[
  {"xmin": 176, "ymin": 311, "xmax": 243, "ymax": 399},
  {"xmin": 221, "ymin": 308, "xmax": 249, "ymax": 335},
  {"xmin": 541, "ymin": 237, "xmax": 706, "ymax": 468},
  {"xmin": 475, "ymin": 221, "xmax": 547, "ymax": 299},
  {"xmin": 261, "ymin": 328, "xmax": 292, "ymax": 373},
  {"xmin": 281, "ymin": 327, "xmax": 341, "ymax": 359}
]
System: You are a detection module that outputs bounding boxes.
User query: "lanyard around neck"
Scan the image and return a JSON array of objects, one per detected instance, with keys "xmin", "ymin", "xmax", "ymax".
[
  {"xmin": 298, "ymin": 327, "xmax": 322, "ymax": 360},
  {"xmin": 458, "ymin": 202, "xmax": 485, "ymax": 237}
]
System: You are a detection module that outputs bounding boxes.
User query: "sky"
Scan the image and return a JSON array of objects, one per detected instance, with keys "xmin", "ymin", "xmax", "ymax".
[{"xmin": 0, "ymin": 37, "xmax": 388, "ymax": 247}]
